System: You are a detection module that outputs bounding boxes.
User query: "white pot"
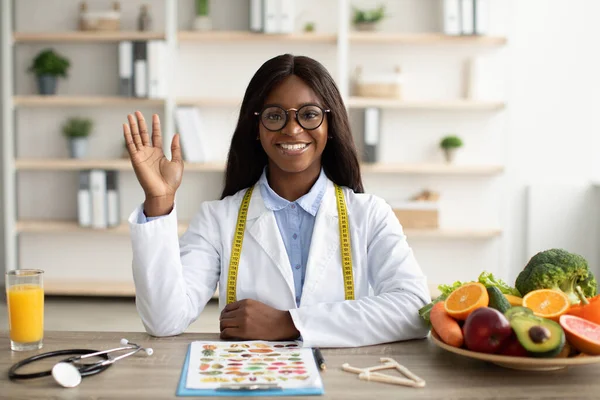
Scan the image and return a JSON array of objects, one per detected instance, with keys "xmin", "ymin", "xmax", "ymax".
[
  {"xmin": 193, "ymin": 15, "xmax": 212, "ymax": 31},
  {"xmin": 443, "ymin": 148, "xmax": 457, "ymax": 163},
  {"xmin": 69, "ymin": 137, "xmax": 89, "ymax": 159}
]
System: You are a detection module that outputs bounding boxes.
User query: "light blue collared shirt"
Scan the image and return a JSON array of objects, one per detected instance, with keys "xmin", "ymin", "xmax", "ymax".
[
  {"xmin": 257, "ymin": 168, "xmax": 327, "ymax": 307},
  {"xmin": 138, "ymin": 168, "xmax": 328, "ymax": 307}
]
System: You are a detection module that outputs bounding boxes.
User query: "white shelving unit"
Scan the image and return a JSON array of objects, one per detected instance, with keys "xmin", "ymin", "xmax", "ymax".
[{"xmin": 1, "ymin": 0, "xmax": 508, "ymax": 295}]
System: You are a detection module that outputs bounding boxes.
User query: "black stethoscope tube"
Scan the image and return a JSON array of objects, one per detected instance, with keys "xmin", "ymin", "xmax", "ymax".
[{"xmin": 8, "ymin": 349, "xmax": 111, "ymax": 380}]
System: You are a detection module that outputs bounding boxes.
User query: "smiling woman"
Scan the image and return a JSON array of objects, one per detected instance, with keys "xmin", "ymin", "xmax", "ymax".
[
  {"xmin": 221, "ymin": 54, "xmax": 363, "ymax": 202},
  {"xmin": 124, "ymin": 54, "xmax": 432, "ymax": 348}
]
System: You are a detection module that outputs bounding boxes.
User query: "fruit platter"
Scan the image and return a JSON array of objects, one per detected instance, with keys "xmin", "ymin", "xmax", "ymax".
[{"xmin": 420, "ymin": 249, "xmax": 600, "ymax": 371}]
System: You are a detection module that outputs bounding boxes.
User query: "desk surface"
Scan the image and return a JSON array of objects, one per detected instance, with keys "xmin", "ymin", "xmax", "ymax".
[{"xmin": 1, "ymin": 331, "xmax": 598, "ymax": 399}]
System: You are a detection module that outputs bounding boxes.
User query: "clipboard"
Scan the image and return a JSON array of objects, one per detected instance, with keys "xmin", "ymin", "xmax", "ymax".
[{"xmin": 176, "ymin": 341, "xmax": 325, "ymax": 397}]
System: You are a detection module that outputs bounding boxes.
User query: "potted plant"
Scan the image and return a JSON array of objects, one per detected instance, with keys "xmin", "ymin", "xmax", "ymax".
[
  {"xmin": 440, "ymin": 135, "xmax": 463, "ymax": 163},
  {"xmin": 352, "ymin": 5, "xmax": 386, "ymax": 31},
  {"xmin": 304, "ymin": 22, "xmax": 316, "ymax": 33},
  {"xmin": 63, "ymin": 117, "xmax": 93, "ymax": 158},
  {"xmin": 27, "ymin": 48, "xmax": 70, "ymax": 95},
  {"xmin": 193, "ymin": 0, "xmax": 211, "ymax": 31}
]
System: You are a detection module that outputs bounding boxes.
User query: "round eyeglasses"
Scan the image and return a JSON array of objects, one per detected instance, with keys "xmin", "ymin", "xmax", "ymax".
[{"xmin": 254, "ymin": 105, "xmax": 330, "ymax": 132}]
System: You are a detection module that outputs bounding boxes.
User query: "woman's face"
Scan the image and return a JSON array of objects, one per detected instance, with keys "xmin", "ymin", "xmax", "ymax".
[{"xmin": 258, "ymin": 75, "xmax": 328, "ymax": 176}]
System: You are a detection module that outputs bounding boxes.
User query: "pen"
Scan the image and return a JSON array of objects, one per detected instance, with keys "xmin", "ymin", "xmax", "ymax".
[{"xmin": 313, "ymin": 348, "xmax": 326, "ymax": 371}]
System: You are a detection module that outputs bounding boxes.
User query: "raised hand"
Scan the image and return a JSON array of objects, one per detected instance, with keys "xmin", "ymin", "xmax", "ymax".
[{"xmin": 123, "ymin": 111, "xmax": 184, "ymax": 217}]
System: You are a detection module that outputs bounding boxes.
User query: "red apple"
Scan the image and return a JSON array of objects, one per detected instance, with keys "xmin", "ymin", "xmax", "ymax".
[
  {"xmin": 463, "ymin": 307, "xmax": 513, "ymax": 353},
  {"xmin": 498, "ymin": 334, "xmax": 529, "ymax": 357}
]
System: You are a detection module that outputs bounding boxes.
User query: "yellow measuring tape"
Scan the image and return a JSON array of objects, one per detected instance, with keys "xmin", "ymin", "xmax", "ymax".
[{"xmin": 226, "ymin": 184, "xmax": 355, "ymax": 304}]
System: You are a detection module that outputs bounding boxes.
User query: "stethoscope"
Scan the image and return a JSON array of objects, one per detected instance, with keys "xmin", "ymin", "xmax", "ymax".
[{"xmin": 8, "ymin": 338, "xmax": 153, "ymax": 388}]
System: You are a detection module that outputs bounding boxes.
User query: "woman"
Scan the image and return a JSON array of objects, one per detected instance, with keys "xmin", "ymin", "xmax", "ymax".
[{"xmin": 124, "ymin": 54, "xmax": 430, "ymax": 348}]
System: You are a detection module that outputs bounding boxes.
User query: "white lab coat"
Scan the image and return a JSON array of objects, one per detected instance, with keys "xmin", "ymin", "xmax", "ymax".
[{"xmin": 128, "ymin": 178, "xmax": 431, "ymax": 348}]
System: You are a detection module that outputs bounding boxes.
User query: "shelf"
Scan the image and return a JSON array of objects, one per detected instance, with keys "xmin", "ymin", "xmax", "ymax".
[
  {"xmin": 347, "ymin": 97, "xmax": 505, "ymax": 111},
  {"xmin": 177, "ymin": 97, "xmax": 242, "ymax": 107},
  {"xmin": 13, "ymin": 96, "xmax": 165, "ymax": 107},
  {"xmin": 360, "ymin": 163, "xmax": 504, "ymax": 175},
  {"xmin": 404, "ymin": 228, "xmax": 502, "ymax": 239},
  {"xmin": 17, "ymin": 220, "xmax": 501, "ymax": 240},
  {"xmin": 349, "ymin": 32, "xmax": 507, "ymax": 45},
  {"xmin": 13, "ymin": 31, "xmax": 165, "ymax": 42},
  {"xmin": 177, "ymin": 97, "xmax": 506, "ymax": 111},
  {"xmin": 178, "ymin": 31, "xmax": 337, "ymax": 43},
  {"xmin": 15, "ymin": 159, "xmax": 226, "ymax": 172},
  {"xmin": 15, "ymin": 159, "xmax": 502, "ymax": 175},
  {"xmin": 17, "ymin": 220, "xmax": 187, "ymax": 239},
  {"xmin": 44, "ymin": 280, "xmax": 136, "ymax": 297}
]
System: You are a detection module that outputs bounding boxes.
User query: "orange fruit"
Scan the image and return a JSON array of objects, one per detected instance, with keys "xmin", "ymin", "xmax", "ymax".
[
  {"xmin": 522, "ymin": 289, "xmax": 570, "ymax": 321},
  {"xmin": 444, "ymin": 282, "xmax": 489, "ymax": 320},
  {"xmin": 503, "ymin": 294, "xmax": 523, "ymax": 306}
]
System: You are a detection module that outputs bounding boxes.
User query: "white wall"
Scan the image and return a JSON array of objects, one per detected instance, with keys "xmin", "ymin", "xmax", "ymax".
[
  {"xmin": 8, "ymin": 0, "xmax": 600, "ymax": 292},
  {"xmin": 503, "ymin": 0, "xmax": 600, "ymax": 283}
]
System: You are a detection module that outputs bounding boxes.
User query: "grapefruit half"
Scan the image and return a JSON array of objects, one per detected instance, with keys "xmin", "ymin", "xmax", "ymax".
[{"xmin": 559, "ymin": 314, "xmax": 600, "ymax": 355}]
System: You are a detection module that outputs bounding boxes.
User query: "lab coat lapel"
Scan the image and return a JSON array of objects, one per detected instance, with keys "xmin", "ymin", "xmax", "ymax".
[
  {"xmin": 302, "ymin": 181, "xmax": 339, "ymax": 303},
  {"xmin": 246, "ymin": 187, "xmax": 296, "ymax": 300}
]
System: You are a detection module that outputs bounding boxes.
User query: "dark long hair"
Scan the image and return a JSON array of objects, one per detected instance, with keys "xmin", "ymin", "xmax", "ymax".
[{"xmin": 220, "ymin": 54, "xmax": 364, "ymax": 199}]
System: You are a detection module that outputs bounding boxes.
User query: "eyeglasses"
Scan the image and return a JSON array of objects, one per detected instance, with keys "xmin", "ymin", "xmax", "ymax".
[{"xmin": 254, "ymin": 104, "xmax": 330, "ymax": 132}]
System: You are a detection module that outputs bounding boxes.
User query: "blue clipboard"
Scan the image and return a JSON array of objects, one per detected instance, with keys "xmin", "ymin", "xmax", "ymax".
[{"xmin": 176, "ymin": 343, "xmax": 325, "ymax": 397}]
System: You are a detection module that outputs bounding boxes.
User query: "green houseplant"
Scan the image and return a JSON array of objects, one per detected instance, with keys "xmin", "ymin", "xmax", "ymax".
[
  {"xmin": 352, "ymin": 5, "xmax": 386, "ymax": 31},
  {"xmin": 28, "ymin": 48, "xmax": 70, "ymax": 95},
  {"xmin": 193, "ymin": 0, "xmax": 211, "ymax": 31},
  {"xmin": 440, "ymin": 135, "xmax": 463, "ymax": 163},
  {"xmin": 63, "ymin": 117, "xmax": 93, "ymax": 159}
]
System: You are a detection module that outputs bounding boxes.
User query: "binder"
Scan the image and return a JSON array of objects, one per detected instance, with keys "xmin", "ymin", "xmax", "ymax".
[
  {"xmin": 89, "ymin": 169, "xmax": 107, "ymax": 229},
  {"xmin": 147, "ymin": 40, "xmax": 166, "ymax": 99},
  {"xmin": 279, "ymin": 0, "xmax": 295, "ymax": 34},
  {"xmin": 106, "ymin": 171, "xmax": 120, "ymax": 228},
  {"xmin": 174, "ymin": 107, "xmax": 205, "ymax": 162},
  {"xmin": 363, "ymin": 107, "xmax": 380, "ymax": 163},
  {"xmin": 263, "ymin": 0, "xmax": 279, "ymax": 34},
  {"xmin": 460, "ymin": 0, "xmax": 474, "ymax": 35},
  {"xmin": 118, "ymin": 41, "xmax": 133, "ymax": 97},
  {"xmin": 474, "ymin": 0, "xmax": 489, "ymax": 35},
  {"xmin": 442, "ymin": 0, "xmax": 461, "ymax": 36},
  {"xmin": 249, "ymin": 0, "xmax": 263, "ymax": 32},
  {"xmin": 133, "ymin": 41, "xmax": 148, "ymax": 98},
  {"xmin": 77, "ymin": 170, "xmax": 92, "ymax": 227}
]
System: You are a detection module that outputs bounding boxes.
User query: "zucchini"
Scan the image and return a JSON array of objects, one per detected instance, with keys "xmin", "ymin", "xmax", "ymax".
[{"xmin": 487, "ymin": 286, "xmax": 512, "ymax": 314}]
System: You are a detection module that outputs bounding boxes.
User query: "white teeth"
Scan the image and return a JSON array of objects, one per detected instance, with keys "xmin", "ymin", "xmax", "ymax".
[{"xmin": 279, "ymin": 143, "xmax": 308, "ymax": 151}]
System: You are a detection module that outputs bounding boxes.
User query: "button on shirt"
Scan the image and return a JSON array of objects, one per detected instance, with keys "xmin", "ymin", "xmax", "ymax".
[
  {"xmin": 138, "ymin": 168, "xmax": 328, "ymax": 308},
  {"xmin": 257, "ymin": 168, "xmax": 327, "ymax": 307}
]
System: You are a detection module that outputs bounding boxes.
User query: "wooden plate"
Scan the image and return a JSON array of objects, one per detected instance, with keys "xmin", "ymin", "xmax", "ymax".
[{"xmin": 430, "ymin": 329, "xmax": 600, "ymax": 371}]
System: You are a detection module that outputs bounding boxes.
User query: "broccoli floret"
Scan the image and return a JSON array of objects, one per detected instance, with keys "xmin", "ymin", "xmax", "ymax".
[{"xmin": 515, "ymin": 248, "xmax": 597, "ymax": 304}]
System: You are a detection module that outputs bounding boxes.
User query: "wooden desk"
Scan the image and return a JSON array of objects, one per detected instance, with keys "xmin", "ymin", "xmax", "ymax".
[{"xmin": 1, "ymin": 331, "xmax": 597, "ymax": 399}]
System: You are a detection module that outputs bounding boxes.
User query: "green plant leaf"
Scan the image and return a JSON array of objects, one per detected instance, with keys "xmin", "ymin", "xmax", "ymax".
[
  {"xmin": 62, "ymin": 117, "xmax": 93, "ymax": 138},
  {"xmin": 352, "ymin": 4, "xmax": 386, "ymax": 24},
  {"xmin": 440, "ymin": 135, "xmax": 463, "ymax": 149},
  {"xmin": 28, "ymin": 48, "xmax": 70, "ymax": 78}
]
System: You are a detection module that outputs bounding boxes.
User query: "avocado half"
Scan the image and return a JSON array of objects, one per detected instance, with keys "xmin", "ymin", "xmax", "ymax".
[{"xmin": 509, "ymin": 315, "xmax": 565, "ymax": 358}]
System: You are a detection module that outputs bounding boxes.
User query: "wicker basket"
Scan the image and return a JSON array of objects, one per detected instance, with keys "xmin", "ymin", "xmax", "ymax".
[
  {"xmin": 390, "ymin": 201, "xmax": 439, "ymax": 229},
  {"xmin": 79, "ymin": 2, "xmax": 121, "ymax": 31},
  {"xmin": 354, "ymin": 66, "xmax": 403, "ymax": 99}
]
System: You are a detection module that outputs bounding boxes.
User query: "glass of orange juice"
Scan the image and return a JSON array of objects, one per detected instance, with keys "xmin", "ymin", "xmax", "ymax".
[{"xmin": 6, "ymin": 269, "xmax": 44, "ymax": 351}]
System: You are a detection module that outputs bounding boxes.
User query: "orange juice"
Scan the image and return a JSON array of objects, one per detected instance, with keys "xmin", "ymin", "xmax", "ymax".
[{"xmin": 7, "ymin": 284, "xmax": 44, "ymax": 343}]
